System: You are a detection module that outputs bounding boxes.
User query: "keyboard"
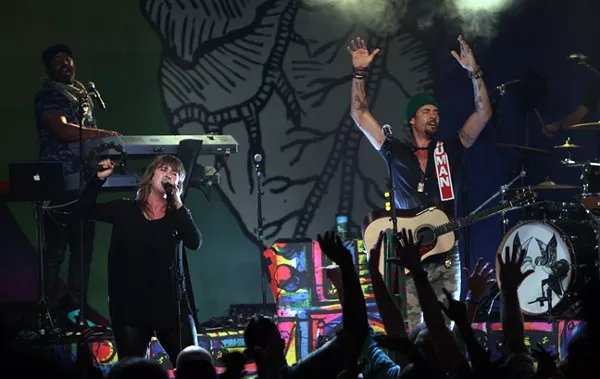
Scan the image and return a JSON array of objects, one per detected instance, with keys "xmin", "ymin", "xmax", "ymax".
[{"xmin": 69, "ymin": 134, "xmax": 239, "ymax": 157}]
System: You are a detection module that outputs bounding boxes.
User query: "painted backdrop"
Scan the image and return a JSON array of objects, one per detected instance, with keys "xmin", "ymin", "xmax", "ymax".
[{"xmin": 1, "ymin": 0, "xmax": 599, "ymax": 324}]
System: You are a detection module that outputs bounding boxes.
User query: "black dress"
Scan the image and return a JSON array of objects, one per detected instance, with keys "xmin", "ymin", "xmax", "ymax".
[{"xmin": 78, "ymin": 175, "xmax": 202, "ymax": 331}]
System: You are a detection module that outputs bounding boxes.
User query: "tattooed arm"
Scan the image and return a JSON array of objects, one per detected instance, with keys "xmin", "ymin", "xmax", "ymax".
[
  {"xmin": 348, "ymin": 37, "xmax": 385, "ymax": 150},
  {"xmin": 458, "ymin": 73, "xmax": 492, "ymax": 148},
  {"xmin": 451, "ymin": 35, "xmax": 492, "ymax": 148}
]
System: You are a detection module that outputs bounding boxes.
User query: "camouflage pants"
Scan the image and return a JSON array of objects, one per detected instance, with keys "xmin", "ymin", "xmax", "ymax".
[{"xmin": 405, "ymin": 248, "xmax": 461, "ymax": 332}]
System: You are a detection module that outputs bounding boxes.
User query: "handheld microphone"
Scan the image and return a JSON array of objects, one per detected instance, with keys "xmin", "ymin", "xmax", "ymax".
[
  {"xmin": 161, "ymin": 177, "xmax": 174, "ymax": 196},
  {"xmin": 87, "ymin": 82, "xmax": 106, "ymax": 109},
  {"xmin": 568, "ymin": 53, "xmax": 588, "ymax": 60},
  {"xmin": 382, "ymin": 124, "xmax": 393, "ymax": 139}
]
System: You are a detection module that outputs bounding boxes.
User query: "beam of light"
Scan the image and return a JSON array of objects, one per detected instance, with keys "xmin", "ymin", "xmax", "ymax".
[
  {"xmin": 304, "ymin": 0, "xmax": 518, "ymax": 38},
  {"xmin": 453, "ymin": 0, "xmax": 514, "ymax": 13}
]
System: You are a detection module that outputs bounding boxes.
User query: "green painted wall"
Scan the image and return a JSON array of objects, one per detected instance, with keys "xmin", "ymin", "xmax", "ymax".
[{"xmin": 1, "ymin": 0, "xmax": 269, "ymax": 321}]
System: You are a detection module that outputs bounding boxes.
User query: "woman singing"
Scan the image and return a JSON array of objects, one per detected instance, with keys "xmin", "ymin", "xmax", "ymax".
[{"xmin": 78, "ymin": 155, "xmax": 202, "ymax": 365}]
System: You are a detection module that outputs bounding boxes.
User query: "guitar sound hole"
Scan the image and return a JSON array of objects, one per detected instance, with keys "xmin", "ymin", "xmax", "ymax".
[{"xmin": 416, "ymin": 227, "xmax": 435, "ymax": 246}]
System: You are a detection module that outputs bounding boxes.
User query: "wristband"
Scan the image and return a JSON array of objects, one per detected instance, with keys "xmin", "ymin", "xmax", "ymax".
[
  {"xmin": 468, "ymin": 68, "xmax": 483, "ymax": 80},
  {"xmin": 353, "ymin": 66, "xmax": 368, "ymax": 79}
]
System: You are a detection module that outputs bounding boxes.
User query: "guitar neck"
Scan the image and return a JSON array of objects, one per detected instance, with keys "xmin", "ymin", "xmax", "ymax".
[{"xmin": 435, "ymin": 201, "xmax": 513, "ymax": 236}]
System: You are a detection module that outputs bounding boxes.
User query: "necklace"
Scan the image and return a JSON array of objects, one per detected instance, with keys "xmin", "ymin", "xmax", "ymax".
[{"xmin": 417, "ymin": 171, "xmax": 425, "ymax": 193}]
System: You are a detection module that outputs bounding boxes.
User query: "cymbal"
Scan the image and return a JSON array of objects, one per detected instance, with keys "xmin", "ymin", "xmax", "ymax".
[
  {"xmin": 513, "ymin": 178, "xmax": 579, "ymax": 191},
  {"xmin": 554, "ymin": 140, "xmax": 582, "ymax": 149},
  {"xmin": 496, "ymin": 143, "xmax": 549, "ymax": 155},
  {"xmin": 568, "ymin": 121, "xmax": 600, "ymax": 131},
  {"xmin": 562, "ymin": 162, "xmax": 585, "ymax": 168}
]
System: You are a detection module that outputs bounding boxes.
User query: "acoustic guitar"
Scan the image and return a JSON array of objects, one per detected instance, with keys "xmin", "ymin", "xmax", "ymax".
[{"xmin": 361, "ymin": 189, "xmax": 536, "ymax": 274}]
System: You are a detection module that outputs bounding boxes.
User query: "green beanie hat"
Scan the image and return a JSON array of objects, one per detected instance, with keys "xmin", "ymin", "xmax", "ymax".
[{"xmin": 403, "ymin": 93, "xmax": 439, "ymax": 125}]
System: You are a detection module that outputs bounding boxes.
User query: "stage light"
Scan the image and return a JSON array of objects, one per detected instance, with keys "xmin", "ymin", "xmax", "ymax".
[{"xmin": 454, "ymin": 0, "xmax": 512, "ymax": 12}]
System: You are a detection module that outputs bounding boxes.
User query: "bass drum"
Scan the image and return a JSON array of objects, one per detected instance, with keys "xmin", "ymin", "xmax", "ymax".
[
  {"xmin": 525, "ymin": 200, "xmax": 590, "ymax": 224},
  {"xmin": 579, "ymin": 161, "xmax": 600, "ymax": 214},
  {"xmin": 496, "ymin": 220, "xmax": 597, "ymax": 318}
]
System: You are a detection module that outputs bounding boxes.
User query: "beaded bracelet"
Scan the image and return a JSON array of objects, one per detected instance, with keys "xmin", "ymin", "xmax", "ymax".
[
  {"xmin": 468, "ymin": 68, "xmax": 483, "ymax": 80},
  {"xmin": 353, "ymin": 66, "xmax": 368, "ymax": 79}
]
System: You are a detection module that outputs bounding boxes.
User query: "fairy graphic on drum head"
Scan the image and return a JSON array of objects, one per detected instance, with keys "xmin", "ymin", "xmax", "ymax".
[{"xmin": 497, "ymin": 221, "xmax": 579, "ymax": 316}]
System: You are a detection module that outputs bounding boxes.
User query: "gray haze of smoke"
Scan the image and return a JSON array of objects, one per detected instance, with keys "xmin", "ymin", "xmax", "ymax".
[
  {"xmin": 302, "ymin": 0, "xmax": 520, "ymax": 39},
  {"xmin": 417, "ymin": 0, "xmax": 519, "ymax": 40},
  {"xmin": 302, "ymin": 0, "xmax": 409, "ymax": 36}
]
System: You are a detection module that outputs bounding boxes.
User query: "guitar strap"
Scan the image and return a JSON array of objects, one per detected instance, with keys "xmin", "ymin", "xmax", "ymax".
[{"xmin": 434, "ymin": 141, "xmax": 455, "ymax": 202}]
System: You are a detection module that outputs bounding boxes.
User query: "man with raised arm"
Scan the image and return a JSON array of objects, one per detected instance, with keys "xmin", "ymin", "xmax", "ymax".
[{"xmin": 348, "ymin": 35, "xmax": 492, "ymax": 329}]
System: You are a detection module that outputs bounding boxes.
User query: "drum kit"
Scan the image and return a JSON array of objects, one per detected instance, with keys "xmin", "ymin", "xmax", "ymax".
[{"xmin": 490, "ymin": 122, "xmax": 600, "ymax": 320}]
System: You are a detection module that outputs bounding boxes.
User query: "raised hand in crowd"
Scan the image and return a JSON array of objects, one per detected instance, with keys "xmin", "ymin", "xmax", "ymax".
[
  {"xmin": 464, "ymin": 257, "xmax": 495, "ymax": 324},
  {"xmin": 388, "ymin": 228, "xmax": 469, "ymax": 374},
  {"xmin": 497, "ymin": 246, "xmax": 535, "ymax": 357},
  {"xmin": 465, "ymin": 257, "xmax": 495, "ymax": 300},
  {"xmin": 498, "ymin": 246, "xmax": 534, "ymax": 290},
  {"xmin": 317, "ymin": 231, "xmax": 353, "ymax": 267},
  {"xmin": 304, "ymin": 231, "xmax": 368, "ymax": 379},
  {"xmin": 385, "ymin": 229, "xmax": 424, "ymax": 274}
]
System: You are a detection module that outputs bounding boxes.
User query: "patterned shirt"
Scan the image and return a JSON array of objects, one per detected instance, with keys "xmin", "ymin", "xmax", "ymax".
[{"xmin": 34, "ymin": 80, "xmax": 96, "ymax": 174}]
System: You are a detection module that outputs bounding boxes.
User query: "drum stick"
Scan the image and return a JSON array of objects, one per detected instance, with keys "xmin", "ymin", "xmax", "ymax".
[{"xmin": 533, "ymin": 108, "xmax": 546, "ymax": 126}]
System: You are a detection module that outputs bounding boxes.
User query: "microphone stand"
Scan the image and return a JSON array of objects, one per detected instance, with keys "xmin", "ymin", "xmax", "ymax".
[
  {"xmin": 166, "ymin": 190, "xmax": 184, "ymax": 351},
  {"xmin": 470, "ymin": 169, "xmax": 525, "ymax": 236},
  {"xmin": 254, "ymin": 158, "xmax": 268, "ymax": 313},
  {"xmin": 75, "ymin": 85, "xmax": 107, "ymax": 330},
  {"xmin": 173, "ymin": 139, "xmax": 203, "ymax": 351},
  {"xmin": 383, "ymin": 134, "xmax": 405, "ymax": 333},
  {"xmin": 77, "ymin": 94, "xmax": 88, "ymax": 329},
  {"xmin": 34, "ymin": 199, "xmax": 54, "ymax": 333},
  {"xmin": 384, "ymin": 137, "xmax": 398, "ymax": 235}
]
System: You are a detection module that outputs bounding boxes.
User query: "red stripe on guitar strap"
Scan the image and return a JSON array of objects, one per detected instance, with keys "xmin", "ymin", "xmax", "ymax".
[{"xmin": 434, "ymin": 141, "xmax": 455, "ymax": 202}]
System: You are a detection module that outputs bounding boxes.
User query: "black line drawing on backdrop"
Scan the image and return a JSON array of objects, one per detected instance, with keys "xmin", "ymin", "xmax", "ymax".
[{"xmin": 140, "ymin": 0, "xmax": 433, "ymax": 248}]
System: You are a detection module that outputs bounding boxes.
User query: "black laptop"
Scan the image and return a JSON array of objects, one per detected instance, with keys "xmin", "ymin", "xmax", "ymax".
[{"xmin": 8, "ymin": 161, "xmax": 65, "ymax": 201}]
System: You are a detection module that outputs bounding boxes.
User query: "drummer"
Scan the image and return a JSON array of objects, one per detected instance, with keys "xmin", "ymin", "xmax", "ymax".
[{"xmin": 541, "ymin": 60, "xmax": 600, "ymax": 149}]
